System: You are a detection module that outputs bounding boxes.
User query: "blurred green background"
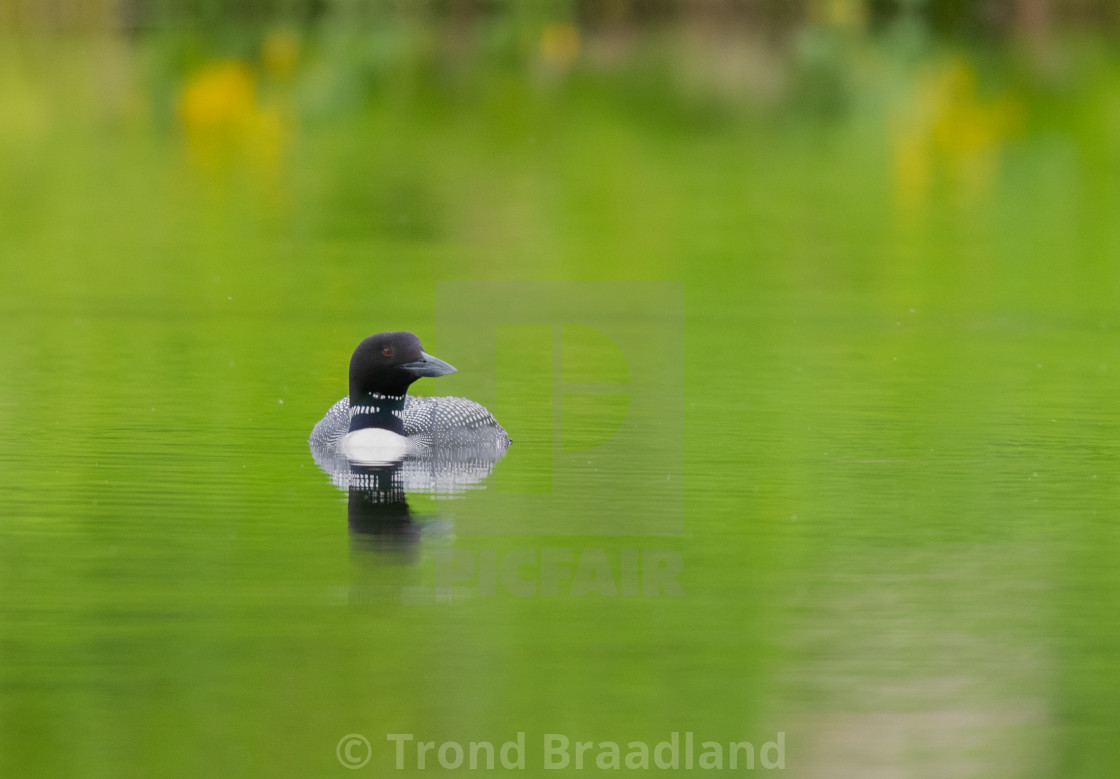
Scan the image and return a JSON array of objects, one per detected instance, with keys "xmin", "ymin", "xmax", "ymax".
[{"xmin": 3, "ymin": 1, "xmax": 1120, "ymax": 777}]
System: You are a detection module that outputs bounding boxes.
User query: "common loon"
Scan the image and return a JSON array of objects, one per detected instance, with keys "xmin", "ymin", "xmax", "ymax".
[{"xmin": 309, "ymin": 331, "xmax": 511, "ymax": 466}]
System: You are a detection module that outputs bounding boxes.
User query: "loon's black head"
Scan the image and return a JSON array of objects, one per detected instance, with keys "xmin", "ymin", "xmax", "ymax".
[{"xmin": 348, "ymin": 331, "xmax": 456, "ymax": 405}]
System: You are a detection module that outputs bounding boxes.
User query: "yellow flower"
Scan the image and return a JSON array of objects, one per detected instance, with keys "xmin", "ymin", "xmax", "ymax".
[
  {"xmin": 262, "ymin": 28, "xmax": 300, "ymax": 82},
  {"xmin": 810, "ymin": 0, "xmax": 868, "ymax": 32},
  {"xmin": 177, "ymin": 59, "xmax": 293, "ymax": 183},
  {"xmin": 539, "ymin": 23, "xmax": 580, "ymax": 70},
  {"xmin": 178, "ymin": 61, "xmax": 255, "ymax": 143},
  {"xmin": 892, "ymin": 59, "xmax": 1022, "ymax": 214}
]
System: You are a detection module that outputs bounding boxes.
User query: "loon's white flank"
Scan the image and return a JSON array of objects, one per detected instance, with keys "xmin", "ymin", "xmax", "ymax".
[{"xmin": 340, "ymin": 427, "xmax": 412, "ymax": 465}]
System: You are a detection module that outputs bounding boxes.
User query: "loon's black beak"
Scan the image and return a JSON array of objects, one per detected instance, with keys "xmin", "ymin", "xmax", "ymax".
[{"xmin": 400, "ymin": 351, "xmax": 457, "ymax": 378}]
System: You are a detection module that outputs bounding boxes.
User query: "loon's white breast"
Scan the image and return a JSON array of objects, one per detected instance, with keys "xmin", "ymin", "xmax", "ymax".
[{"xmin": 341, "ymin": 427, "xmax": 412, "ymax": 465}]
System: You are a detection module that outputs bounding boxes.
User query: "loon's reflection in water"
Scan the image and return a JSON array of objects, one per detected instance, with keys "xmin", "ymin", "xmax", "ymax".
[
  {"xmin": 311, "ymin": 439, "xmax": 509, "ymax": 561},
  {"xmin": 346, "ymin": 464, "xmax": 422, "ymax": 560}
]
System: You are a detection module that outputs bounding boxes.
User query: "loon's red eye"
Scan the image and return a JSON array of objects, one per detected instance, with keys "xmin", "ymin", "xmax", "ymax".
[{"xmin": 382, "ymin": 347, "xmax": 393, "ymax": 357}]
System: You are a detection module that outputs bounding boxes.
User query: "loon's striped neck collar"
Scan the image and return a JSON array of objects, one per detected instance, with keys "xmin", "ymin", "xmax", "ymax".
[{"xmin": 349, "ymin": 392, "xmax": 406, "ymax": 434}]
